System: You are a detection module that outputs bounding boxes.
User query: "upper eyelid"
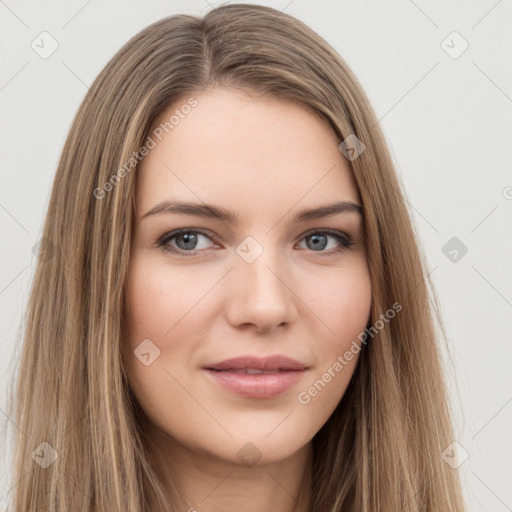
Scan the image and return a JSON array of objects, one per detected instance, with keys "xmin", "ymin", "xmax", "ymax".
[{"xmin": 159, "ymin": 228, "xmax": 220, "ymax": 245}]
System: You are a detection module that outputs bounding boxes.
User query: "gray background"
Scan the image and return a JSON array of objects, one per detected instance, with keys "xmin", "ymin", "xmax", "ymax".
[{"xmin": 1, "ymin": 1, "xmax": 511, "ymax": 510}]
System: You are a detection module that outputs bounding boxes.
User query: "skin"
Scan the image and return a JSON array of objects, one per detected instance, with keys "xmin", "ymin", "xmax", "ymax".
[{"xmin": 123, "ymin": 87, "xmax": 372, "ymax": 512}]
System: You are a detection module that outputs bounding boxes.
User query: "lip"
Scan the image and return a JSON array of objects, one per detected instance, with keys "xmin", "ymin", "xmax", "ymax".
[{"xmin": 203, "ymin": 355, "xmax": 308, "ymax": 399}]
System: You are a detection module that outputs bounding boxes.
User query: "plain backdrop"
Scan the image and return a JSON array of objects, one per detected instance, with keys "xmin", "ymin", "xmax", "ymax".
[{"xmin": 1, "ymin": 1, "xmax": 511, "ymax": 510}]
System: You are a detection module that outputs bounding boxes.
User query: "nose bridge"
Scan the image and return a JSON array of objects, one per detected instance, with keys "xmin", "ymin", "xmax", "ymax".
[
  {"xmin": 226, "ymin": 234, "xmax": 297, "ymax": 330},
  {"xmin": 236, "ymin": 234, "xmax": 289, "ymax": 296}
]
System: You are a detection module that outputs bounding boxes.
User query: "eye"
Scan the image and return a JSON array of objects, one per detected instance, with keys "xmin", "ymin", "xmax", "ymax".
[
  {"xmin": 297, "ymin": 230, "xmax": 354, "ymax": 254},
  {"xmin": 157, "ymin": 229, "xmax": 218, "ymax": 256},
  {"xmin": 156, "ymin": 228, "xmax": 354, "ymax": 257}
]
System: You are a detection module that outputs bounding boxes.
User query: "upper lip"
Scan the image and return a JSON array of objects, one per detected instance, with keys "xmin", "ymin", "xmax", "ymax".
[{"xmin": 204, "ymin": 355, "xmax": 307, "ymax": 371}]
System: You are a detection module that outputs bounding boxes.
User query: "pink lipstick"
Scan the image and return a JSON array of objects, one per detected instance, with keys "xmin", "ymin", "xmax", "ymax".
[{"xmin": 203, "ymin": 355, "xmax": 307, "ymax": 399}]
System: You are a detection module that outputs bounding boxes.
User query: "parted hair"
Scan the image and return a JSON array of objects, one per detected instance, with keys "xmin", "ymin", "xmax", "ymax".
[{"xmin": 4, "ymin": 4, "xmax": 466, "ymax": 511}]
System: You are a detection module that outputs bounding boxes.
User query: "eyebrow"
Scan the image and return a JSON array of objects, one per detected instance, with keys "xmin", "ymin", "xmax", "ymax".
[{"xmin": 140, "ymin": 199, "xmax": 363, "ymax": 223}]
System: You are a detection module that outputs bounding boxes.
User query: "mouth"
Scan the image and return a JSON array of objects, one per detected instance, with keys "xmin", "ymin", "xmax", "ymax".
[
  {"xmin": 202, "ymin": 355, "xmax": 308, "ymax": 399},
  {"xmin": 208, "ymin": 368, "xmax": 290, "ymax": 374}
]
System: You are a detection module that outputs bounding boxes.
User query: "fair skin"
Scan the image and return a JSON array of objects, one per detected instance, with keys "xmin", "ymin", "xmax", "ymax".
[{"xmin": 123, "ymin": 87, "xmax": 372, "ymax": 512}]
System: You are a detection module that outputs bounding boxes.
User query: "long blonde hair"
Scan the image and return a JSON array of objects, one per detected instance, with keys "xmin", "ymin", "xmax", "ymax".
[{"xmin": 3, "ymin": 4, "xmax": 467, "ymax": 510}]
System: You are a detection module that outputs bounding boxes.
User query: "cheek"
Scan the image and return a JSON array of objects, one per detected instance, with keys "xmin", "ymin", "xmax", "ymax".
[
  {"xmin": 122, "ymin": 257, "xmax": 192, "ymax": 387},
  {"xmin": 124, "ymin": 256, "xmax": 211, "ymax": 344},
  {"xmin": 294, "ymin": 260, "xmax": 371, "ymax": 415},
  {"xmin": 122, "ymin": 254, "xmax": 228, "ymax": 397},
  {"xmin": 304, "ymin": 258, "xmax": 372, "ymax": 348},
  {"xmin": 122, "ymin": 258, "xmax": 208, "ymax": 429}
]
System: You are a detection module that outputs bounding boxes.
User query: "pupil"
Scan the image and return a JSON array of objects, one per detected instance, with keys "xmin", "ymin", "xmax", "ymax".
[
  {"xmin": 178, "ymin": 233, "xmax": 197, "ymax": 250},
  {"xmin": 309, "ymin": 234, "xmax": 327, "ymax": 251}
]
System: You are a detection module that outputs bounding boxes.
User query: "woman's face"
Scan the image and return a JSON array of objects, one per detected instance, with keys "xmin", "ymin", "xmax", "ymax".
[{"xmin": 123, "ymin": 87, "xmax": 371, "ymax": 466}]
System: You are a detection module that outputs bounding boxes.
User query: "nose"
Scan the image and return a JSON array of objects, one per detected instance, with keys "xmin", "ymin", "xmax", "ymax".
[{"xmin": 225, "ymin": 246, "xmax": 299, "ymax": 334}]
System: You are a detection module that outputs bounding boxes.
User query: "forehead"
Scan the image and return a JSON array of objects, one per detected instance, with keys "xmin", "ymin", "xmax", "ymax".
[{"xmin": 136, "ymin": 87, "xmax": 359, "ymax": 218}]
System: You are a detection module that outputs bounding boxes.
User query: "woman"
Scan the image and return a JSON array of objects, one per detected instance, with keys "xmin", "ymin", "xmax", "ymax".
[{"xmin": 4, "ymin": 3, "xmax": 467, "ymax": 511}]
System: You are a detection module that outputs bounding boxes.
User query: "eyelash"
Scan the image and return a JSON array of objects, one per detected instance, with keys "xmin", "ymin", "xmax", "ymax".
[{"xmin": 156, "ymin": 228, "xmax": 354, "ymax": 258}]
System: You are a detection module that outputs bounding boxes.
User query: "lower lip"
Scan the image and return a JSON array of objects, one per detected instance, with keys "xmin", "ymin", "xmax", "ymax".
[{"xmin": 203, "ymin": 369, "xmax": 306, "ymax": 399}]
